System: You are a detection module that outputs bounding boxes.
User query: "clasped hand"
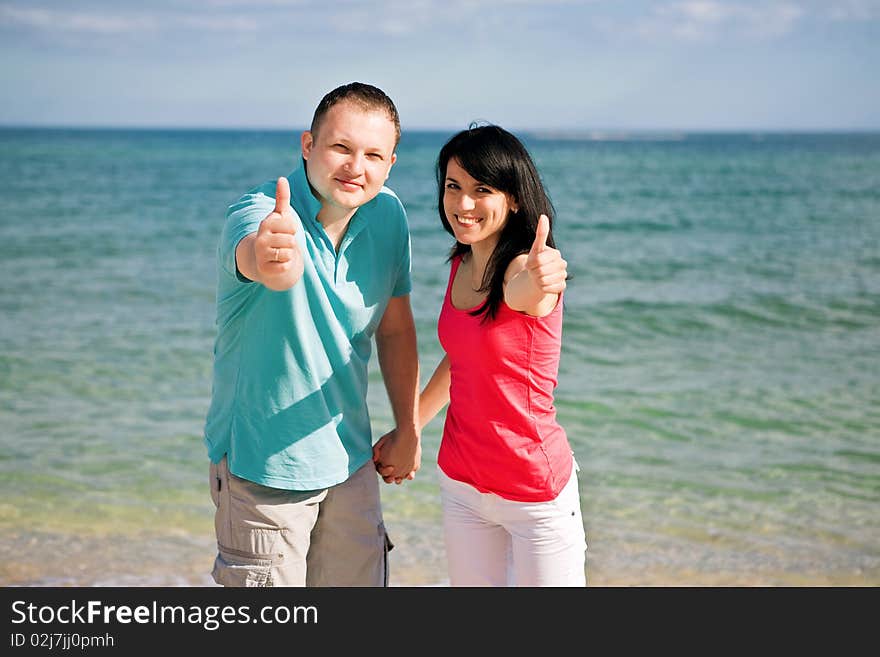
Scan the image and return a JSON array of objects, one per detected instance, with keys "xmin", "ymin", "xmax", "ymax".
[{"xmin": 372, "ymin": 427, "xmax": 421, "ymax": 485}]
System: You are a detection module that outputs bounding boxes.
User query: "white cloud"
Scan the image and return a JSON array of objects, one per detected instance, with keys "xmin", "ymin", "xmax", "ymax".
[
  {"xmin": 177, "ymin": 15, "xmax": 260, "ymax": 32},
  {"xmin": 822, "ymin": 0, "xmax": 880, "ymax": 21},
  {"xmin": 1, "ymin": 0, "xmax": 875, "ymax": 44},
  {"xmin": 0, "ymin": 6, "xmax": 156, "ymax": 34},
  {"xmin": 0, "ymin": 5, "xmax": 263, "ymax": 35},
  {"xmin": 317, "ymin": 0, "xmax": 593, "ymax": 36},
  {"xmin": 616, "ymin": 1, "xmax": 806, "ymax": 42}
]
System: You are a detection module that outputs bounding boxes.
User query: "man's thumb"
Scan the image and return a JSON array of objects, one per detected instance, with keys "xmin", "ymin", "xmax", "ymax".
[{"xmin": 274, "ymin": 176, "xmax": 291, "ymax": 214}]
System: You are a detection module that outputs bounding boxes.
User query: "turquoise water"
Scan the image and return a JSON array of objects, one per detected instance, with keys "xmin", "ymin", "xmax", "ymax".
[{"xmin": 1, "ymin": 128, "xmax": 878, "ymax": 585}]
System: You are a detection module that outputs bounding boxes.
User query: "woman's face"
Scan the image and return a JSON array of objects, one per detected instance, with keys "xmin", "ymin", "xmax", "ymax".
[{"xmin": 442, "ymin": 158, "xmax": 518, "ymax": 252}]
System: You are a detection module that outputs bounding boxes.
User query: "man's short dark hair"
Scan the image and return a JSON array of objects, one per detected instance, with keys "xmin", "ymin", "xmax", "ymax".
[{"xmin": 310, "ymin": 82, "xmax": 401, "ymax": 147}]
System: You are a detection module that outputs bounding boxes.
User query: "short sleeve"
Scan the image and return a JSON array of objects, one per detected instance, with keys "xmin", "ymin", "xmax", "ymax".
[
  {"xmin": 390, "ymin": 196, "xmax": 412, "ymax": 297},
  {"xmin": 218, "ymin": 182, "xmax": 278, "ymax": 281}
]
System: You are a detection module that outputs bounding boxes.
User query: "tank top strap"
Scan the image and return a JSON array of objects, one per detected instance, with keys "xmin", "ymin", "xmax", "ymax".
[{"xmin": 443, "ymin": 255, "xmax": 462, "ymax": 307}]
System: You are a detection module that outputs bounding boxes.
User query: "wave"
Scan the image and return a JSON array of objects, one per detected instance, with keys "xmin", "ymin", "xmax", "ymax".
[{"xmin": 566, "ymin": 294, "xmax": 880, "ymax": 340}]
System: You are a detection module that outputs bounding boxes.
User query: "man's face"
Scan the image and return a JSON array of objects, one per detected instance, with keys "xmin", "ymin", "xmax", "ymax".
[{"xmin": 301, "ymin": 101, "xmax": 398, "ymax": 213}]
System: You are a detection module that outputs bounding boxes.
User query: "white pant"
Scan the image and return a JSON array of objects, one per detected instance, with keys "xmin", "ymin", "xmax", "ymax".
[{"xmin": 439, "ymin": 463, "xmax": 587, "ymax": 587}]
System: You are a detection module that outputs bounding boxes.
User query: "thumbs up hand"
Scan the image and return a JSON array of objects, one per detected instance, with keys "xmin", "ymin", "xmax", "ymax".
[
  {"xmin": 524, "ymin": 214, "xmax": 567, "ymax": 295},
  {"xmin": 254, "ymin": 177, "xmax": 303, "ymax": 288},
  {"xmin": 256, "ymin": 177, "xmax": 296, "ymax": 268}
]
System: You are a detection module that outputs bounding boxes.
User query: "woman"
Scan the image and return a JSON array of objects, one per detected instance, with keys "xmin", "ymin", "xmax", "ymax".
[{"xmin": 377, "ymin": 125, "xmax": 586, "ymax": 586}]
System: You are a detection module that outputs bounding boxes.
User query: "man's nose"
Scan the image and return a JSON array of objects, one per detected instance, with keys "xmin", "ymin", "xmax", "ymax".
[{"xmin": 344, "ymin": 153, "xmax": 365, "ymax": 175}]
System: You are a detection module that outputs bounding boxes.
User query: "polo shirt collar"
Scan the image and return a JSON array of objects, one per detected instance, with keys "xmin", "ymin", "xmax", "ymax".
[
  {"xmin": 288, "ymin": 159, "xmax": 370, "ymax": 253},
  {"xmin": 289, "ymin": 160, "xmax": 322, "ymax": 227}
]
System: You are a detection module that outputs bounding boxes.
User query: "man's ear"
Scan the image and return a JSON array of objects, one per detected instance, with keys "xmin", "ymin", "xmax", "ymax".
[
  {"xmin": 385, "ymin": 152, "xmax": 397, "ymax": 180},
  {"xmin": 301, "ymin": 131, "xmax": 313, "ymax": 160}
]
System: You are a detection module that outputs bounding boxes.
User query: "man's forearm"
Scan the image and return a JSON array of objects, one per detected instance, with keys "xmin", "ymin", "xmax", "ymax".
[{"xmin": 376, "ymin": 326, "xmax": 420, "ymax": 434}]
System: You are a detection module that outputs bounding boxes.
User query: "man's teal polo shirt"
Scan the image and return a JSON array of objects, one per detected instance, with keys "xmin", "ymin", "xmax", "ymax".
[{"xmin": 204, "ymin": 164, "xmax": 412, "ymax": 490}]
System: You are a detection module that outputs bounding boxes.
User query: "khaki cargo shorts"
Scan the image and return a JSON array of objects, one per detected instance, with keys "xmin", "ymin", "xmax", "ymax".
[{"xmin": 209, "ymin": 456, "xmax": 393, "ymax": 587}]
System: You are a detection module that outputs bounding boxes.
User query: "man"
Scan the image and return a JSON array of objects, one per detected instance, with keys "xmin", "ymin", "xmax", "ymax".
[{"xmin": 204, "ymin": 83, "xmax": 420, "ymax": 587}]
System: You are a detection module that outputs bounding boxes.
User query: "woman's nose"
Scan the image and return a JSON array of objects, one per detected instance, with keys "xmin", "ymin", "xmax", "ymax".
[{"xmin": 457, "ymin": 194, "xmax": 475, "ymax": 211}]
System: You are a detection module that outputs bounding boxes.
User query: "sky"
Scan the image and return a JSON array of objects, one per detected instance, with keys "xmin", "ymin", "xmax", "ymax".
[{"xmin": 0, "ymin": 0, "xmax": 878, "ymax": 131}]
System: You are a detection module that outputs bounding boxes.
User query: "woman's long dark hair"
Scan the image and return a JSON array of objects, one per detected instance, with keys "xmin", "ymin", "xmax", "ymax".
[{"xmin": 437, "ymin": 124, "xmax": 556, "ymax": 321}]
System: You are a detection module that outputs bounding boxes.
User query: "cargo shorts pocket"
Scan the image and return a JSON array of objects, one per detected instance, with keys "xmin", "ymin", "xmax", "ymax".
[
  {"xmin": 381, "ymin": 524, "xmax": 394, "ymax": 587},
  {"xmin": 212, "ymin": 543, "xmax": 281, "ymax": 587}
]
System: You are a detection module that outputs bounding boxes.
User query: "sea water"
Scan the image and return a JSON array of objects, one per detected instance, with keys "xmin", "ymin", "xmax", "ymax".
[{"xmin": 1, "ymin": 128, "xmax": 878, "ymax": 585}]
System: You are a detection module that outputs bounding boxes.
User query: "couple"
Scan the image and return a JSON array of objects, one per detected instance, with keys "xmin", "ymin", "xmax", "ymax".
[{"xmin": 203, "ymin": 83, "xmax": 586, "ymax": 587}]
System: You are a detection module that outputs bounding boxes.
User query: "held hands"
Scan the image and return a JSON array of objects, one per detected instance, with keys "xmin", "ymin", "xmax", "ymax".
[
  {"xmin": 255, "ymin": 177, "xmax": 302, "ymax": 286},
  {"xmin": 524, "ymin": 214, "xmax": 567, "ymax": 294},
  {"xmin": 372, "ymin": 428, "xmax": 421, "ymax": 485}
]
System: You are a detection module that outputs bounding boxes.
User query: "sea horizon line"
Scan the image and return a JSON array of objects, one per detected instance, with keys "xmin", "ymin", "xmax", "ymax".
[{"xmin": 2, "ymin": 124, "xmax": 879, "ymax": 137}]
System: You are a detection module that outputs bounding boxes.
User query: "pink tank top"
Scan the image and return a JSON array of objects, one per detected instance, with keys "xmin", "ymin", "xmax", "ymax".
[{"xmin": 437, "ymin": 255, "xmax": 573, "ymax": 502}]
